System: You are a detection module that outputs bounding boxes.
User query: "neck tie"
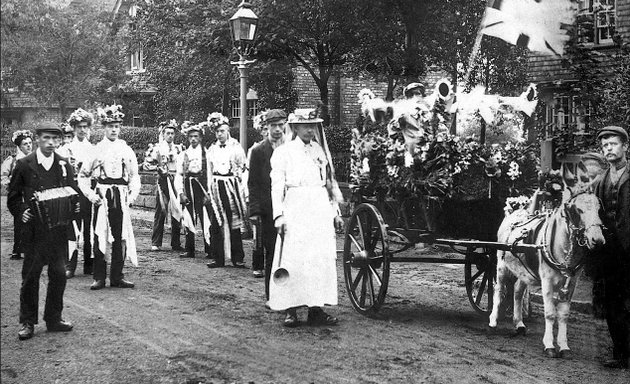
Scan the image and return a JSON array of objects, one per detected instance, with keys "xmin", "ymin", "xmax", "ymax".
[{"xmin": 220, "ymin": 144, "xmax": 226, "ymax": 148}]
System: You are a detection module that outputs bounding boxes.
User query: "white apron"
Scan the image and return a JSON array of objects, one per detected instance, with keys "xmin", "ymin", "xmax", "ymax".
[{"xmin": 268, "ymin": 185, "xmax": 338, "ymax": 310}]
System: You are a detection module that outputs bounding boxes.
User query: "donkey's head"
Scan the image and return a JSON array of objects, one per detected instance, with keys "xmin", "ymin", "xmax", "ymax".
[{"xmin": 561, "ymin": 162, "xmax": 606, "ymax": 250}]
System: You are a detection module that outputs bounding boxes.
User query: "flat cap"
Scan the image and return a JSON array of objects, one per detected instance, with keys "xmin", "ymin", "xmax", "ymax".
[
  {"xmin": 265, "ymin": 109, "xmax": 287, "ymax": 123},
  {"xmin": 597, "ymin": 125, "xmax": 628, "ymax": 142},
  {"xmin": 35, "ymin": 125, "xmax": 63, "ymax": 136}
]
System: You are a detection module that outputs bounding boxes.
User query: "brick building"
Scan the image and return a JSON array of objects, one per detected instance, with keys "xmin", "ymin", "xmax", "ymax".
[
  {"xmin": 292, "ymin": 65, "xmax": 450, "ymax": 131},
  {"xmin": 527, "ymin": 0, "xmax": 630, "ymax": 139}
]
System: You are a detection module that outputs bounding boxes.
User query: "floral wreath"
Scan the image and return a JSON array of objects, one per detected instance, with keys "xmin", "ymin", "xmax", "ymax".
[
  {"xmin": 11, "ymin": 129, "xmax": 33, "ymax": 145},
  {"xmin": 181, "ymin": 120, "xmax": 205, "ymax": 136},
  {"xmin": 67, "ymin": 108, "xmax": 94, "ymax": 126},
  {"xmin": 60, "ymin": 122, "xmax": 74, "ymax": 134},
  {"xmin": 253, "ymin": 110, "xmax": 269, "ymax": 131},
  {"xmin": 207, "ymin": 112, "xmax": 230, "ymax": 132},
  {"xmin": 97, "ymin": 104, "xmax": 125, "ymax": 124}
]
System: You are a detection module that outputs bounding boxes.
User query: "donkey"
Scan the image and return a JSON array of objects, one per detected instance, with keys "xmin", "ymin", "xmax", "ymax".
[{"xmin": 488, "ymin": 163, "xmax": 606, "ymax": 358}]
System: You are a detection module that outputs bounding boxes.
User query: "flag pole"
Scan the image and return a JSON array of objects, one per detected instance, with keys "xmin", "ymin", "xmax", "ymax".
[{"xmin": 454, "ymin": 0, "xmax": 491, "ymax": 137}]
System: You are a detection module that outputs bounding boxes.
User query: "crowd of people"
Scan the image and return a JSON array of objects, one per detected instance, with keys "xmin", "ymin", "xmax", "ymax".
[
  {"xmin": 2, "ymin": 101, "xmax": 627, "ymax": 370},
  {"xmin": 3, "ymin": 104, "xmax": 344, "ymax": 342}
]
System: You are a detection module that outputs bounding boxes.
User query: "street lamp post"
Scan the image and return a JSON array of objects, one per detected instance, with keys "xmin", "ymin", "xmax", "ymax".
[{"xmin": 229, "ymin": 1, "xmax": 258, "ymax": 152}]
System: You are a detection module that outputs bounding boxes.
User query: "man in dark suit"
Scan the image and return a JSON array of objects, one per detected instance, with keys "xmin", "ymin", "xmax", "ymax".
[
  {"xmin": 7, "ymin": 126, "xmax": 79, "ymax": 340},
  {"xmin": 248, "ymin": 109, "xmax": 287, "ymax": 301},
  {"xmin": 591, "ymin": 125, "xmax": 630, "ymax": 369}
]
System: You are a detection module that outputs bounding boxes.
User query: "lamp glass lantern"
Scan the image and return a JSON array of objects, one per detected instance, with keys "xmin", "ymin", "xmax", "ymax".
[{"xmin": 229, "ymin": 1, "xmax": 259, "ymax": 56}]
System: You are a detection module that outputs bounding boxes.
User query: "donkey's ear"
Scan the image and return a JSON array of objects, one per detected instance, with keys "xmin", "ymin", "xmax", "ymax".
[
  {"xmin": 561, "ymin": 163, "xmax": 577, "ymax": 188},
  {"xmin": 576, "ymin": 161, "xmax": 591, "ymax": 184}
]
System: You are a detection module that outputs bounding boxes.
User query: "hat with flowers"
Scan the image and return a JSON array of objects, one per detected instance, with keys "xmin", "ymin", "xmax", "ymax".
[
  {"xmin": 61, "ymin": 122, "xmax": 74, "ymax": 135},
  {"xmin": 67, "ymin": 108, "xmax": 94, "ymax": 127},
  {"xmin": 11, "ymin": 129, "xmax": 33, "ymax": 146},
  {"xmin": 287, "ymin": 108, "xmax": 323, "ymax": 125},
  {"xmin": 97, "ymin": 104, "xmax": 125, "ymax": 124},
  {"xmin": 181, "ymin": 120, "xmax": 205, "ymax": 136},
  {"xmin": 206, "ymin": 112, "xmax": 230, "ymax": 132}
]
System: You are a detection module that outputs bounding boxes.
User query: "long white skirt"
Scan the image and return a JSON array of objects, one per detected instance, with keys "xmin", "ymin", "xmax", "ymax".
[{"xmin": 268, "ymin": 186, "xmax": 338, "ymax": 311}]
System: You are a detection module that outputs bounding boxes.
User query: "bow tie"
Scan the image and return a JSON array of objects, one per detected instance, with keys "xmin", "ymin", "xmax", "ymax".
[{"xmin": 219, "ymin": 144, "xmax": 226, "ymax": 148}]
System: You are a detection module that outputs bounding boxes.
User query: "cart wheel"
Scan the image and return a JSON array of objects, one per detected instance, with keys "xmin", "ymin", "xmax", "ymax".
[
  {"xmin": 464, "ymin": 249, "xmax": 496, "ymax": 316},
  {"xmin": 343, "ymin": 203, "xmax": 390, "ymax": 316}
]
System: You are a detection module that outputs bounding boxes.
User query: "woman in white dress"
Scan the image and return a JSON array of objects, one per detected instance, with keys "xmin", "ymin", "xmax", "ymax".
[{"xmin": 269, "ymin": 109, "xmax": 344, "ymax": 327}]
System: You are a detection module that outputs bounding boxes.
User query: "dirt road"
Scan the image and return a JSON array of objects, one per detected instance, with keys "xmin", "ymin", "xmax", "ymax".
[{"xmin": 1, "ymin": 199, "xmax": 627, "ymax": 383}]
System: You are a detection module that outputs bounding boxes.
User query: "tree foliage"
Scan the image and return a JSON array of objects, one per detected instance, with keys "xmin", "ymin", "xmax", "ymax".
[
  {"xmin": 254, "ymin": 0, "xmax": 367, "ymax": 124},
  {"xmin": 1, "ymin": 0, "xmax": 128, "ymax": 119}
]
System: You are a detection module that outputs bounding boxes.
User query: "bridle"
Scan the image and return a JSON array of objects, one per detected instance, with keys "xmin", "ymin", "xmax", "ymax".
[{"xmin": 540, "ymin": 190, "xmax": 604, "ymax": 277}]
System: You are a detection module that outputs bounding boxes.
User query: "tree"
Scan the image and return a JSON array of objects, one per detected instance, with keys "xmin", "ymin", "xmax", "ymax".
[
  {"xmin": 1, "ymin": 0, "xmax": 128, "ymax": 119},
  {"xmin": 254, "ymin": 0, "xmax": 367, "ymax": 125}
]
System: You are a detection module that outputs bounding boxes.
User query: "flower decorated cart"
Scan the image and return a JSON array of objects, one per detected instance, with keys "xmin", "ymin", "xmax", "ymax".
[{"xmin": 344, "ymin": 83, "xmax": 541, "ymax": 316}]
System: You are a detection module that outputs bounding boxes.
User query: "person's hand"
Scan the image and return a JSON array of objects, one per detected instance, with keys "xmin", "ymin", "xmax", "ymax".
[
  {"xmin": 334, "ymin": 215, "xmax": 344, "ymax": 233},
  {"xmin": 91, "ymin": 196, "xmax": 103, "ymax": 206},
  {"xmin": 22, "ymin": 208, "xmax": 34, "ymax": 223},
  {"xmin": 250, "ymin": 215, "xmax": 261, "ymax": 226},
  {"xmin": 180, "ymin": 194, "xmax": 189, "ymax": 205},
  {"xmin": 274, "ymin": 215, "xmax": 287, "ymax": 236}
]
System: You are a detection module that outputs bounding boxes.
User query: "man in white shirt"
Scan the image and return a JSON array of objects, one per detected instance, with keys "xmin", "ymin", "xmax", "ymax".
[
  {"xmin": 205, "ymin": 113, "xmax": 247, "ymax": 269},
  {"xmin": 79, "ymin": 105, "xmax": 139, "ymax": 290},
  {"xmin": 65, "ymin": 108, "xmax": 96, "ymax": 277},
  {"xmin": 175, "ymin": 122, "xmax": 211, "ymax": 259},
  {"xmin": 143, "ymin": 120, "xmax": 183, "ymax": 252}
]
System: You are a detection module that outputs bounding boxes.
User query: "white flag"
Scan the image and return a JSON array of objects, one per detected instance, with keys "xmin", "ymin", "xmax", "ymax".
[{"xmin": 480, "ymin": 0, "xmax": 577, "ymax": 56}]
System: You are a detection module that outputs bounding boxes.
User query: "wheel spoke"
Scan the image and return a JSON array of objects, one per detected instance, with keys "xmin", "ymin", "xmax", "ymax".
[
  {"xmin": 348, "ymin": 234, "xmax": 363, "ymax": 252},
  {"xmin": 359, "ymin": 271, "xmax": 368, "ymax": 307},
  {"xmin": 467, "ymin": 269, "xmax": 484, "ymax": 284},
  {"xmin": 368, "ymin": 265, "xmax": 383, "ymax": 286},
  {"xmin": 351, "ymin": 268, "xmax": 365, "ymax": 291},
  {"xmin": 475, "ymin": 274, "xmax": 488, "ymax": 306},
  {"xmin": 367, "ymin": 269, "xmax": 376, "ymax": 304},
  {"xmin": 356, "ymin": 215, "xmax": 366, "ymax": 246}
]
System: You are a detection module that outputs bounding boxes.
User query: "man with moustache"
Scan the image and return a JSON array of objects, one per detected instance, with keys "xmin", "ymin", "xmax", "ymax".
[
  {"xmin": 8, "ymin": 125, "xmax": 79, "ymax": 340},
  {"xmin": 590, "ymin": 126, "xmax": 630, "ymax": 369}
]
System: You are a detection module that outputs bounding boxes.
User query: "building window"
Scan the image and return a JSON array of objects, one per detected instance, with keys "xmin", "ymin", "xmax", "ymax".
[
  {"xmin": 230, "ymin": 99, "xmax": 259, "ymax": 119},
  {"xmin": 544, "ymin": 95, "xmax": 592, "ymax": 137},
  {"xmin": 578, "ymin": 0, "xmax": 616, "ymax": 45},
  {"xmin": 129, "ymin": 49, "xmax": 144, "ymax": 72}
]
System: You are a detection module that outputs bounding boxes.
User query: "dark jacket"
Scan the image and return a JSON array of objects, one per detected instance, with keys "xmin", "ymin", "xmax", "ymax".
[
  {"xmin": 593, "ymin": 162, "xmax": 630, "ymax": 252},
  {"xmin": 248, "ymin": 140, "xmax": 274, "ymax": 217},
  {"xmin": 7, "ymin": 151, "xmax": 78, "ymax": 242}
]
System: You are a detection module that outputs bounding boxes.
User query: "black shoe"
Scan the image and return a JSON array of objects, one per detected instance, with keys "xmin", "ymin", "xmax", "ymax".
[
  {"xmin": 307, "ymin": 308, "xmax": 338, "ymax": 326},
  {"xmin": 207, "ymin": 262, "xmax": 224, "ymax": 269},
  {"xmin": 110, "ymin": 279, "xmax": 135, "ymax": 288},
  {"xmin": 65, "ymin": 270, "xmax": 75, "ymax": 279},
  {"xmin": 232, "ymin": 262, "xmax": 246, "ymax": 269},
  {"xmin": 179, "ymin": 252, "xmax": 195, "ymax": 258},
  {"xmin": 46, "ymin": 320, "xmax": 73, "ymax": 332},
  {"xmin": 90, "ymin": 280, "xmax": 105, "ymax": 290},
  {"xmin": 603, "ymin": 358, "xmax": 629, "ymax": 369},
  {"xmin": 10, "ymin": 253, "xmax": 23, "ymax": 260},
  {"xmin": 18, "ymin": 323, "xmax": 34, "ymax": 340},
  {"xmin": 172, "ymin": 245, "xmax": 185, "ymax": 252},
  {"xmin": 283, "ymin": 310, "xmax": 299, "ymax": 328}
]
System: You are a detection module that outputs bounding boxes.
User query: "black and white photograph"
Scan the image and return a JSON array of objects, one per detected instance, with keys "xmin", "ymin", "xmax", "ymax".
[{"xmin": 1, "ymin": 0, "xmax": 629, "ymax": 383}]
